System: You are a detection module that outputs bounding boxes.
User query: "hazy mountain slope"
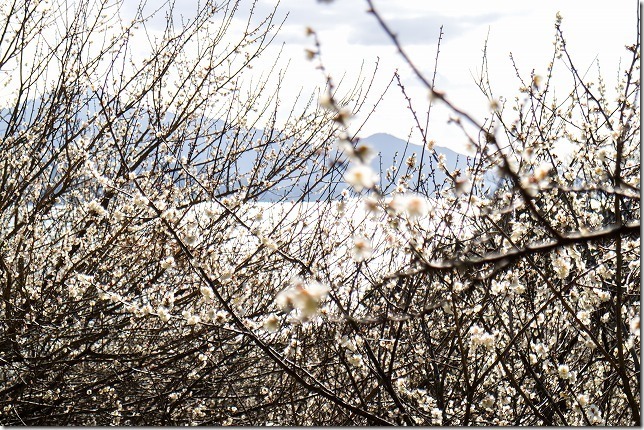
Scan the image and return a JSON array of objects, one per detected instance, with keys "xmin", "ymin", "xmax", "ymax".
[
  {"xmin": 0, "ymin": 97, "xmax": 470, "ymax": 201},
  {"xmin": 361, "ymin": 132, "xmax": 469, "ymax": 194}
]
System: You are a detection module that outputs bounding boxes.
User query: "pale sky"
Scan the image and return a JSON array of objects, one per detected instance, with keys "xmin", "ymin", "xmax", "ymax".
[{"xmin": 126, "ymin": 0, "xmax": 638, "ymax": 154}]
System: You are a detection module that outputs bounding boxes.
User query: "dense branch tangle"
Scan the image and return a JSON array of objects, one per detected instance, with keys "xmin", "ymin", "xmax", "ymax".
[{"xmin": 0, "ymin": 0, "xmax": 640, "ymax": 426}]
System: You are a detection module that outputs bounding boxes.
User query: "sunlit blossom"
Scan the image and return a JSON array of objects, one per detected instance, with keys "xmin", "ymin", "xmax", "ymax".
[
  {"xmin": 263, "ymin": 314, "xmax": 280, "ymax": 332},
  {"xmin": 557, "ymin": 364, "xmax": 571, "ymax": 379},
  {"xmin": 200, "ymin": 285, "xmax": 215, "ymax": 301},
  {"xmin": 344, "ymin": 164, "xmax": 378, "ymax": 191},
  {"xmin": 351, "ymin": 236, "xmax": 373, "ymax": 262},
  {"xmin": 319, "ymin": 93, "xmax": 334, "ymax": 110},
  {"xmin": 630, "ymin": 316, "xmax": 640, "ymax": 336},
  {"xmin": 160, "ymin": 256, "xmax": 175, "ymax": 269},
  {"xmin": 157, "ymin": 307, "xmax": 171, "ymax": 323},
  {"xmin": 275, "ymin": 278, "xmax": 329, "ymax": 319}
]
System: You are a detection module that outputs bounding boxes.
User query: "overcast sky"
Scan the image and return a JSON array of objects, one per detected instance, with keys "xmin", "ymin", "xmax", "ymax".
[{"xmin": 127, "ymin": 0, "xmax": 638, "ymax": 154}]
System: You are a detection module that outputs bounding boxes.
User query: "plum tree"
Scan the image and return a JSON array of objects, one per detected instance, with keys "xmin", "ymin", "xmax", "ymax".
[{"xmin": 0, "ymin": 0, "xmax": 639, "ymax": 426}]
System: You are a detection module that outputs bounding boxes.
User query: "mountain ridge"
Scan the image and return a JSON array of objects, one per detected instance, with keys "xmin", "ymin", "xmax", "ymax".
[
  {"xmin": 360, "ymin": 132, "xmax": 469, "ymax": 194},
  {"xmin": 0, "ymin": 97, "xmax": 470, "ymax": 201}
]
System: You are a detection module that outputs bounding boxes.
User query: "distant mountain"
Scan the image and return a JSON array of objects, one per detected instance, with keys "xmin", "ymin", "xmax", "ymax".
[
  {"xmin": 242, "ymin": 132, "xmax": 471, "ymax": 200},
  {"xmin": 361, "ymin": 132, "xmax": 469, "ymax": 194},
  {"xmin": 0, "ymin": 96, "xmax": 473, "ymax": 202}
]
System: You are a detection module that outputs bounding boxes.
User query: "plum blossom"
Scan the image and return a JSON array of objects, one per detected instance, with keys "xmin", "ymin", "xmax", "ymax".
[
  {"xmin": 481, "ymin": 394, "xmax": 495, "ymax": 409},
  {"xmin": 387, "ymin": 193, "xmax": 430, "ymax": 218},
  {"xmin": 402, "ymin": 193, "xmax": 429, "ymax": 218},
  {"xmin": 338, "ymin": 139, "xmax": 376, "ymax": 163},
  {"xmin": 319, "ymin": 93, "xmax": 334, "ymax": 110},
  {"xmin": 186, "ymin": 314, "xmax": 200, "ymax": 325},
  {"xmin": 533, "ymin": 162, "xmax": 551, "ymax": 182},
  {"xmin": 344, "ymin": 164, "xmax": 378, "ymax": 192},
  {"xmin": 200, "ymin": 285, "xmax": 215, "ymax": 301},
  {"xmin": 347, "ymin": 354, "xmax": 362, "ymax": 366},
  {"xmin": 532, "ymin": 342, "xmax": 549, "ymax": 359},
  {"xmin": 351, "ymin": 236, "xmax": 373, "ymax": 262},
  {"xmin": 157, "ymin": 307, "xmax": 171, "ymax": 322},
  {"xmin": 293, "ymin": 281, "xmax": 330, "ymax": 318},
  {"xmin": 275, "ymin": 278, "xmax": 330, "ymax": 319},
  {"xmin": 557, "ymin": 364, "xmax": 571, "ymax": 379},
  {"xmin": 491, "ymin": 279, "xmax": 508, "ymax": 295},
  {"xmin": 469, "ymin": 324, "xmax": 495, "ymax": 349},
  {"xmin": 587, "ymin": 405, "xmax": 602, "ymax": 424},
  {"xmin": 630, "ymin": 315, "xmax": 640, "ymax": 336},
  {"xmin": 263, "ymin": 314, "xmax": 280, "ymax": 332},
  {"xmin": 132, "ymin": 192, "xmax": 149, "ymax": 208},
  {"xmin": 86, "ymin": 199, "xmax": 107, "ymax": 218},
  {"xmin": 553, "ymin": 254, "xmax": 571, "ymax": 279},
  {"xmin": 160, "ymin": 256, "xmax": 175, "ymax": 270},
  {"xmin": 454, "ymin": 176, "xmax": 472, "ymax": 196},
  {"xmin": 431, "ymin": 408, "xmax": 443, "ymax": 425},
  {"xmin": 363, "ymin": 194, "xmax": 381, "ymax": 214}
]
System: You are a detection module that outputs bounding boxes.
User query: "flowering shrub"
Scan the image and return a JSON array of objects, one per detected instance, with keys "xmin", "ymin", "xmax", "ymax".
[{"xmin": 0, "ymin": 0, "xmax": 639, "ymax": 426}]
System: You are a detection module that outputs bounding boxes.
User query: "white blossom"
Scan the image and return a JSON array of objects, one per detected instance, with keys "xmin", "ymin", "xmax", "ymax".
[
  {"xmin": 557, "ymin": 364, "xmax": 570, "ymax": 379},
  {"xmin": 630, "ymin": 315, "xmax": 640, "ymax": 337},
  {"xmin": 351, "ymin": 236, "xmax": 373, "ymax": 262},
  {"xmin": 344, "ymin": 164, "xmax": 378, "ymax": 192},
  {"xmin": 263, "ymin": 314, "xmax": 280, "ymax": 332},
  {"xmin": 275, "ymin": 278, "xmax": 330, "ymax": 319},
  {"xmin": 160, "ymin": 256, "xmax": 175, "ymax": 270},
  {"xmin": 200, "ymin": 285, "xmax": 215, "ymax": 301},
  {"xmin": 157, "ymin": 307, "xmax": 171, "ymax": 322}
]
